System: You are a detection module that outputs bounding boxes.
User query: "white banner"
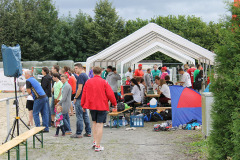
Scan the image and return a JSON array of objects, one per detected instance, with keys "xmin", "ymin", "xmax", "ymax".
[{"xmin": 0, "ymin": 69, "xmax": 27, "ymax": 91}]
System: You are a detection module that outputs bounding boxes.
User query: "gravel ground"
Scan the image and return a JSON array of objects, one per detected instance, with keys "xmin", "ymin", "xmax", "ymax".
[{"xmin": 0, "ymin": 93, "xmax": 206, "ymax": 160}]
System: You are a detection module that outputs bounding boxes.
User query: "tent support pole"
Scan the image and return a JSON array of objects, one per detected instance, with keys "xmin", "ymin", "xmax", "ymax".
[{"xmin": 121, "ymin": 63, "xmax": 124, "ymax": 85}]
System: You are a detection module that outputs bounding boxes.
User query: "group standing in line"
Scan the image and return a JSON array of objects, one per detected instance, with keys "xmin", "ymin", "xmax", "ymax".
[{"xmin": 22, "ymin": 62, "xmax": 204, "ymax": 152}]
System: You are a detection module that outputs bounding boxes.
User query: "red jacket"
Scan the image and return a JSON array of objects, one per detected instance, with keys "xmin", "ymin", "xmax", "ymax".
[
  {"xmin": 68, "ymin": 75, "xmax": 76, "ymax": 94},
  {"xmin": 134, "ymin": 69, "xmax": 144, "ymax": 77},
  {"xmin": 81, "ymin": 75, "xmax": 117, "ymax": 111}
]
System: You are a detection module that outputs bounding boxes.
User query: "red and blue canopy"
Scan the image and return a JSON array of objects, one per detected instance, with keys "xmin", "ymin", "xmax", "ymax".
[{"xmin": 170, "ymin": 86, "xmax": 202, "ymax": 127}]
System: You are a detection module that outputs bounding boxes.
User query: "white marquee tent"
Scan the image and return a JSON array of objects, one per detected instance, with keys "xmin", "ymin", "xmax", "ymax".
[{"xmin": 86, "ymin": 23, "xmax": 216, "ymax": 77}]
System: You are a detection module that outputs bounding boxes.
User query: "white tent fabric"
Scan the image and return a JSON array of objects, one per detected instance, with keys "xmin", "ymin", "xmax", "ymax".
[{"xmin": 86, "ymin": 23, "xmax": 215, "ymax": 74}]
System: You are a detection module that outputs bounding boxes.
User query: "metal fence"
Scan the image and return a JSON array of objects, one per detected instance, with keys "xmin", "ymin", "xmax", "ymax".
[{"xmin": 0, "ymin": 93, "xmax": 28, "ymax": 143}]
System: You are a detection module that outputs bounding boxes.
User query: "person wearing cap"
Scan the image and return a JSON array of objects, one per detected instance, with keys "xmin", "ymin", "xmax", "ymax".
[
  {"xmin": 134, "ymin": 64, "xmax": 144, "ymax": 78},
  {"xmin": 160, "ymin": 66, "xmax": 168, "ymax": 80}
]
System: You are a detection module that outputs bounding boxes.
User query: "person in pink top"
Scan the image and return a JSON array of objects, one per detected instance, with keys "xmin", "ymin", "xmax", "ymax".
[
  {"xmin": 160, "ymin": 66, "xmax": 168, "ymax": 80},
  {"xmin": 81, "ymin": 66, "xmax": 117, "ymax": 152},
  {"xmin": 54, "ymin": 106, "xmax": 65, "ymax": 137}
]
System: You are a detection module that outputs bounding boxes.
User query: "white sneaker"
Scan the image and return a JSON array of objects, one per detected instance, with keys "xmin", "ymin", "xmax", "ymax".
[
  {"xmin": 95, "ymin": 145, "xmax": 104, "ymax": 152},
  {"xmin": 92, "ymin": 141, "xmax": 96, "ymax": 148}
]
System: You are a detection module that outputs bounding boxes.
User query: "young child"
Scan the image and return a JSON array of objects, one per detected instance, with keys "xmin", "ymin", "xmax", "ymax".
[
  {"xmin": 125, "ymin": 76, "xmax": 131, "ymax": 85},
  {"xmin": 54, "ymin": 106, "xmax": 65, "ymax": 137}
]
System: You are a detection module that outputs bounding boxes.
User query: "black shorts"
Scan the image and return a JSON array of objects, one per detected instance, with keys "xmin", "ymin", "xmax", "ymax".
[
  {"xmin": 90, "ymin": 110, "xmax": 107, "ymax": 123},
  {"xmin": 71, "ymin": 93, "xmax": 76, "ymax": 101},
  {"xmin": 26, "ymin": 100, "xmax": 34, "ymax": 111}
]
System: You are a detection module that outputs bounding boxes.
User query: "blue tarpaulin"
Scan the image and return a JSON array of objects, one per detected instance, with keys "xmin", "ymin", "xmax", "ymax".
[{"xmin": 170, "ymin": 86, "xmax": 202, "ymax": 127}]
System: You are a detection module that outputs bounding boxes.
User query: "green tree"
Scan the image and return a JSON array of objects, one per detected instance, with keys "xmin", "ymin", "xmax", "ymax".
[
  {"xmin": 124, "ymin": 18, "xmax": 149, "ymax": 35},
  {"xmin": 51, "ymin": 15, "xmax": 77, "ymax": 61},
  {"xmin": 86, "ymin": 0, "xmax": 125, "ymax": 56},
  {"xmin": 0, "ymin": 0, "xmax": 59, "ymax": 61},
  {"xmin": 72, "ymin": 11, "xmax": 92, "ymax": 62},
  {"xmin": 208, "ymin": 2, "xmax": 240, "ymax": 159}
]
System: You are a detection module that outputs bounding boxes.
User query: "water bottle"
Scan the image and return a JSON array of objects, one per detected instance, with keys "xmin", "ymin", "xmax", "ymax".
[
  {"xmin": 134, "ymin": 118, "xmax": 137, "ymax": 126},
  {"xmin": 122, "ymin": 116, "xmax": 125, "ymax": 126},
  {"xmin": 137, "ymin": 118, "xmax": 139, "ymax": 126},
  {"xmin": 139, "ymin": 118, "xmax": 143, "ymax": 126}
]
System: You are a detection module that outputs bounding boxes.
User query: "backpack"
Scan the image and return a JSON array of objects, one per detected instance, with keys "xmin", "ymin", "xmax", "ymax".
[
  {"xmin": 194, "ymin": 75, "xmax": 203, "ymax": 90},
  {"xmin": 117, "ymin": 102, "xmax": 125, "ymax": 111},
  {"xmin": 165, "ymin": 109, "xmax": 172, "ymax": 120},
  {"xmin": 160, "ymin": 109, "xmax": 172, "ymax": 120},
  {"xmin": 143, "ymin": 109, "xmax": 156, "ymax": 122},
  {"xmin": 151, "ymin": 112, "xmax": 163, "ymax": 121},
  {"xmin": 144, "ymin": 114, "xmax": 152, "ymax": 122}
]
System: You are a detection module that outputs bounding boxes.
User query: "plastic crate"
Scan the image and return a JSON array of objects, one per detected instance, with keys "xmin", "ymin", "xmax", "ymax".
[{"xmin": 130, "ymin": 115, "xmax": 144, "ymax": 127}]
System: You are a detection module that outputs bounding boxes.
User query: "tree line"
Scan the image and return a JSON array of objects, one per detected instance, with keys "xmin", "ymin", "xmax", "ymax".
[
  {"xmin": 3, "ymin": 0, "xmax": 240, "ymax": 159},
  {"xmin": 0, "ymin": 0, "xmax": 225, "ymax": 62}
]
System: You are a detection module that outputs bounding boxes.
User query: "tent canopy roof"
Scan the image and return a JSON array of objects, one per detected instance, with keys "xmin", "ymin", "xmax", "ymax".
[{"xmin": 86, "ymin": 23, "xmax": 215, "ymax": 69}]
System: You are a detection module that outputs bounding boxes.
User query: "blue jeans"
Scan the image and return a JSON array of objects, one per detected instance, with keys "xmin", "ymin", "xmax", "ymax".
[
  {"xmin": 50, "ymin": 96, "xmax": 55, "ymax": 115},
  {"xmin": 75, "ymin": 99, "xmax": 91, "ymax": 135},
  {"xmin": 47, "ymin": 97, "xmax": 51, "ymax": 126},
  {"xmin": 63, "ymin": 113, "xmax": 71, "ymax": 132},
  {"xmin": 33, "ymin": 97, "xmax": 49, "ymax": 131}
]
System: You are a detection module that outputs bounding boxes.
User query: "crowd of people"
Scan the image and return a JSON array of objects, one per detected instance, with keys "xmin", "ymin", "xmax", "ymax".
[{"xmin": 21, "ymin": 62, "xmax": 204, "ymax": 152}]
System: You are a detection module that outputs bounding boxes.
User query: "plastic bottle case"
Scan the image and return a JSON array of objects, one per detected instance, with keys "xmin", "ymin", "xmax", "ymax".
[{"xmin": 130, "ymin": 115, "xmax": 144, "ymax": 127}]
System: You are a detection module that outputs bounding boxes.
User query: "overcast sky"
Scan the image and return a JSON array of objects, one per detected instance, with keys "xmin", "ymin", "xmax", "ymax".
[{"xmin": 54, "ymin": 0, "xmax": 231, "ymax": 23}]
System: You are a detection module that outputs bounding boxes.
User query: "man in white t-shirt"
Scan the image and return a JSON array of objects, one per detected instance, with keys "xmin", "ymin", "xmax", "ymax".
[{"xmin": 176, "ymin": 68, "xmax": 192, "ymax": 88}]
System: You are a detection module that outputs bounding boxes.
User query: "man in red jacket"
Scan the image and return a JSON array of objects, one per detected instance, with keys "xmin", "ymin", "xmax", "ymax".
[{"xmin": 81, "ymin": 66, "xmax": 117, "ymax": 152}]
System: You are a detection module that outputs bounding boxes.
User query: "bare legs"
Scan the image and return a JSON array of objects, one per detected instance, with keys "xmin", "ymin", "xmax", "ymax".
[
  {"xmin": 92, "ymin": 121, "xmax": 103, "ymax": 146},
  {"xmin": 51, "ymin": 115, "xmax": 55, "ymax": 122},
  {"xmin": 29, "ymin": 110, "xmax": 34, "ymax": 126},
  {"xmin": 70, "ymin": 103, "xmax": 74, "ymax": 116}
]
